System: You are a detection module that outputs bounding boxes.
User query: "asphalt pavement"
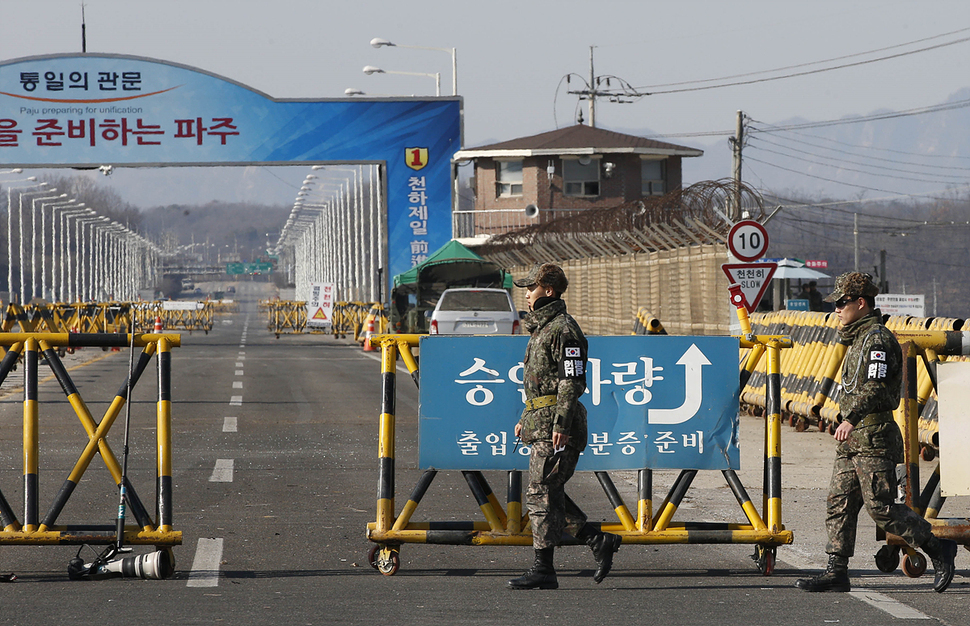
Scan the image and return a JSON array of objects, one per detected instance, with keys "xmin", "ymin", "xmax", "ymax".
[{"xmin": 0, "ymin": 282, "xmax": 967, "ymax": 625}]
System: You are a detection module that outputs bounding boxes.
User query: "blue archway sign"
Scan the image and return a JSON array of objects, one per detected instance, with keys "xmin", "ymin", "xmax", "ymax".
[{"xmin": 0, "ymin": 53, "xmax": 461, "ymax": 284}]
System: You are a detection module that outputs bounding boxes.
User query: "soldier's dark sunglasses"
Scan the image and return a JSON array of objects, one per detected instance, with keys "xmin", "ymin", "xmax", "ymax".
[{"xmin": 834, "ymin": 295, "xmax": 860, "ymax": 309}]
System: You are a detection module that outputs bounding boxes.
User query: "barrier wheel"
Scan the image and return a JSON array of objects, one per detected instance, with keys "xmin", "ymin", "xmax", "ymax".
[
  {"xmin": 920, "ymin": 446, "xmax": 936, "ymax": 462},
  {"xmin": 753, "ymin": 545, "xmax": 776, "ymax": 576},
  {"xmin": 795, "ymin": 418, "xmax": 807, "ymax": 433},
  {"xmin": 367, "ymin": 545, "xmax": 380, "ymax": 570},
  {"xmin": 875, "ymin": 545, "xmax": 900, "ymax": 573},
  {"xmin": 901, "ymin": 551, "xmax": 927, "ymax": 578},
  {"xmin": 376, "ymin": 547, "xmax": 400, "ymax": 576}
]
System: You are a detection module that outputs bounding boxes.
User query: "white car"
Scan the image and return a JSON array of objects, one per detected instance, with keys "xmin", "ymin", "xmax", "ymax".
[{"xmin": 429, "ymin": 288, "xmax": 520, "ymax": 335}]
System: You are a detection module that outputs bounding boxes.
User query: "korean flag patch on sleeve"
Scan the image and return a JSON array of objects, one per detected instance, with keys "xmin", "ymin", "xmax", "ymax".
[
  {"xmin": 559, "ymin": 340, "xmax": 586, "ymax": 380},
  {"xmin": 866, "ymin": 346, "xmax": 889, "ymax": 380}
]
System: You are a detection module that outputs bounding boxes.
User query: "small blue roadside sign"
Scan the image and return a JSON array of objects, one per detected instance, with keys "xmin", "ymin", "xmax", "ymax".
[{"xmin": 418, "ymin": 335, "xmax": 740, "ymax": 471}]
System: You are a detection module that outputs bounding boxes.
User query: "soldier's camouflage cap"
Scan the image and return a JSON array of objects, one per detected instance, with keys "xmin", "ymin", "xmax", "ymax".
[
  {"xmin": 513, "ymin": 263, "xmax": 569, "ymax": 293},
  {"xmin": 823, "ymin": 271, "xmax": 879, "ymax": 302}
]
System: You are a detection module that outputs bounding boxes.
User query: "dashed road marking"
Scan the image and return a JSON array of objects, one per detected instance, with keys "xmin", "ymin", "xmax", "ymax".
[
  {"xmin": 209, "ymin": 459, "xmax": 234, "ymax": 482},
  {"xmin": 223, "ymin": 417, "xmax": 237, "ymax": 432},
  {"xmin": 186, "ymin": 537, "xmax": 224, "ymax": 588},
  {"xmin": 849, "ymin": 591, "xmax": 931, "ymax": 620},
  {"xmin": 232, "ymin": 381, "xmax": 243, "ymax": 388},
  {"xmin": 235, "ymin": 370, "xmax": 244, "ymax": 376},
  {"xmin": 229, "ymin": 395, "xmax": 242, "ymax": 406}
]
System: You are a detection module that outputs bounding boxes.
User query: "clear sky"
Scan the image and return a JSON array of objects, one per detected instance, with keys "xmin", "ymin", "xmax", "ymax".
[{"xmin": 3, "ymin": 0, "xmax": 970, "ymax": 205}]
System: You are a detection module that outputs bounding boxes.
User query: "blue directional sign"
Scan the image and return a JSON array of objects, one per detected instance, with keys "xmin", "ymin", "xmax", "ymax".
[
  {"xmin": 418, "ymin": 335, "xmax": 741, "ymax": 471},
  {"xmin": 0, "ymin": 53, "xmax": 461, "ymax": 287}
]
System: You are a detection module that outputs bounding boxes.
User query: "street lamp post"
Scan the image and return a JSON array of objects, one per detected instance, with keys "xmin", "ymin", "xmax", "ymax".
[
  {"xmin": 4, "ymin": 179, "xmax": 40, "ymax": 303},
  {"xmin": 362, "ymin": 66, "xmax": 440, "ymax": 97},
  {"xmin": 370, "ymin": 37, "xmax": 457, "ymax": 95},
  {"xmin": 57, "ymin": 206, "xmax": 88, "ymax": 302},
  {"xmin": 38, "ymin": 197, "xmax": 76, "ymax": 301},
  {"xmin": 19, "ymin": 187, "xmax": 63, "ymax": 303}
]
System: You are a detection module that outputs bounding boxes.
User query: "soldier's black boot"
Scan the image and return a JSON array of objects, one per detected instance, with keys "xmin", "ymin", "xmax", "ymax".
[
  {"xmin": 794, "ymin": 554, "xmax": 851, "ymax": 592},
  {"xmin": 508, "ymin": 547, "xmax": 558, "ymax": 590},
  {"xmin": 923, "ymin": 537, "xmax": 958, "ymax": 593},
  {"xmin": 576, "ymin": 524, "xmax": 622, "ymax": 583}
]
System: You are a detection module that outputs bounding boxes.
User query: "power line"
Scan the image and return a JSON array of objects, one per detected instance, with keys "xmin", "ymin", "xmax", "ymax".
[
  {"xmin": 636, "ymin": 26, "xmax": 970, "ymax": 90},
  {"xmin": 750, "ymin": 133, "xmax": 970, "ymax": 172},
  {"xmin": 631, "ymin": 33, "xmax": 970, "ymax": 95},
  {"xmin": 748, "ymin": 140, "xmax": 970, "ymax": 184},
  {"xmin": 762, "ymin": 191, "xmax": 970, "ymax": 224},
  {"xmin": 746, "ymin": 155, "xmax": 912, "ymax": 195},
  {"xmin": 751, "ymin": 123, "xmax": 970, "ymax": 161},
  {"xmin": 748, "ymin": 96, "xmax": 970, "ymax": 131}
]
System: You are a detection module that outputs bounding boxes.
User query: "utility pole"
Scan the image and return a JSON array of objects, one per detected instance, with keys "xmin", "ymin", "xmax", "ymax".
[
  {"xmin": 879, "ymin": 249, "xmax": 887, "ymax": 293},
  {"xmin": 853, "ymin": 213, "xmax": 859, "ymax": 271},
  {"xmin": 566, "ymin": 46, "xmax": 646, "ymax": 128},
  {"xmin": 81, "ymin": 3, "xmax": 87, "ymax": 53},
  {"xmin": 729, "ymin": 110, "xmax": 745, "ymax": 221},
  {"xmin": 588, "ymin": 47, "xmax": 596, "ymax": 127}
]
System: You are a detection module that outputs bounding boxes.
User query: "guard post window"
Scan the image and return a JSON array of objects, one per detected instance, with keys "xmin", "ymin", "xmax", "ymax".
[
  {"xmin": 641, "ymin": 158, "xmax": 665, "ymax": 196},
  {"xmin": 563, "ymin": 157, "xmax": 599, "ymax": 197},
  {"xmin": 496, "ymin": 160, "xmax": 523, "ymax": 197}
]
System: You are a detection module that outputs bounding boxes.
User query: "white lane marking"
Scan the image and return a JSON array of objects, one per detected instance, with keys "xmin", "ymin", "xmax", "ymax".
[
  {"xmin": 238, "ymin": 354, "xmax": 246, "ymax": 359},
  {"xmin": 223, "ymin": 417, "xmax": 237, "ymax": 432},
  {"xmin": 235, "ymin": 370, "xmax": 244, "ymax": 376},
  {"xmin": 779, "ymin": 551, "xmax": 932, "ymax": 621},
  {"xmin": 849, "ymin": 591, "xmax": 931, "ymax": 620},
  {"xmin": 235, "ymin": 362, "xmax": 243, "ymax": 368},
  {"xmin": 229, "ymin": 395, "xmax": 242, "ymax": 406},
  {"xmin": 232, "ymin": 381, "xmax": 243, "ymax": 388},
  {"xmin": 187, "ymin": 537, "xmax": 224, "ymax": 588},
  {"xmin": 209, "ymin": 459, "xmax": 234, "ymax": 482}
]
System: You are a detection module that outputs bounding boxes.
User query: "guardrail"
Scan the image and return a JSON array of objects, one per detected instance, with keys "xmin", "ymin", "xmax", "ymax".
[{"xmin": 0, "ymin": 332, "xmax": 182, "ymax": 556}]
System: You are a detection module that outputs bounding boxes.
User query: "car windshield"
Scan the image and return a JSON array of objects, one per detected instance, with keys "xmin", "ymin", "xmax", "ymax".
[{"xmin": 438, "ymin": 291, "xmax": 511, "ymax": 312}]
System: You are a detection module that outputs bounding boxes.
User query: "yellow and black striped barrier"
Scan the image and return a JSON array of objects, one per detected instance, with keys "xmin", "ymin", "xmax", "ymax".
[
  {"xmin": 0, "ymin": 332, "xmax": 181, "ymax": 550},
  {"xmin": 265, "ymin": 301, "xmax": 385, "ymax": 339},
  {"xmin": 364, "ymin": 332, "xmax": 793, "ymax": 577},
  {"xmin": 128, "ymin": 302, "xmax": 214, "ymax": 334},
  {"xmin": 3, "ymin": 302, "xmax": 134, "ymax": 335},
  {"xmin": 740, "ymin": 311, "xmax": 970, "ymax": 452},
  {"xmin": 632, "ymin": 307, "xmax": 667, "ymax": 335}
]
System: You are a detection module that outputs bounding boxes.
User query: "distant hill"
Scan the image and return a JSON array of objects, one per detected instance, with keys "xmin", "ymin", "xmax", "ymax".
[{"xmin": 140, "ymin": 201, "xmax": 290, "ymax": 262}]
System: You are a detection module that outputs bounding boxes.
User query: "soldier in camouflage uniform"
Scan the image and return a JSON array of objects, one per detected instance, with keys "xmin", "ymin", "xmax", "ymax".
[
  {"xmin": 796, "ymin": 272, "xmax": 957, "ymax": 593},
  {"xmin": 507, "ymin": 263, "xmax": 621, "ymax": 590}
]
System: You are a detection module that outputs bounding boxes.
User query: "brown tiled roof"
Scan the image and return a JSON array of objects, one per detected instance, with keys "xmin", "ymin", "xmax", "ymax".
[{"xmin": 454, "ymin": 124, "xmax": 702, "ymax": 158}]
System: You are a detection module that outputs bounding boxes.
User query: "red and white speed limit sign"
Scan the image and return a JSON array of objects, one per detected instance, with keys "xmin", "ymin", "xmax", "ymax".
[{"xmin": 728, "ymin": 220, "xmax": 769, "ymax": 262}]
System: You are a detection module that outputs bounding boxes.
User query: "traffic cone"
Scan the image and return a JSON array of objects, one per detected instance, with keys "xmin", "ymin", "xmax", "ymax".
[
  {"xmin": 154, "ymin": 316, "xmax": 163, "ymax": 332},
  {"xmin": 363, "ymin": 317, "xmax": 375, "ymax": 352}
]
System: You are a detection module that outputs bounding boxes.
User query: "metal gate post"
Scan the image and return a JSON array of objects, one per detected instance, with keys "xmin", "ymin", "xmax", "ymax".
[
  {"xmin": 157, "ymin": 336, "xmax": 174, "ymax": 531},
  {"xmin": 377, "ymin": 339, "xmax": 398, "ymax": 534},
  {"xmin": 765, "ymin": 339, "xmax": 783, "ymax": 531},
  {"xmin": 897, "ymin": 341, "xmax": 920, "ymax": 509},
  {"xmin": 23, "ymin": 338, "xmax": 39, "ymax": 532}
]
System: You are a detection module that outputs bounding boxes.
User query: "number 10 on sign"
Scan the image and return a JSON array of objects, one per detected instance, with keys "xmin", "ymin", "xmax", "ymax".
[{"xmin": 728, "ymin": 220, "xmax": 769, "ymax": 262}]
